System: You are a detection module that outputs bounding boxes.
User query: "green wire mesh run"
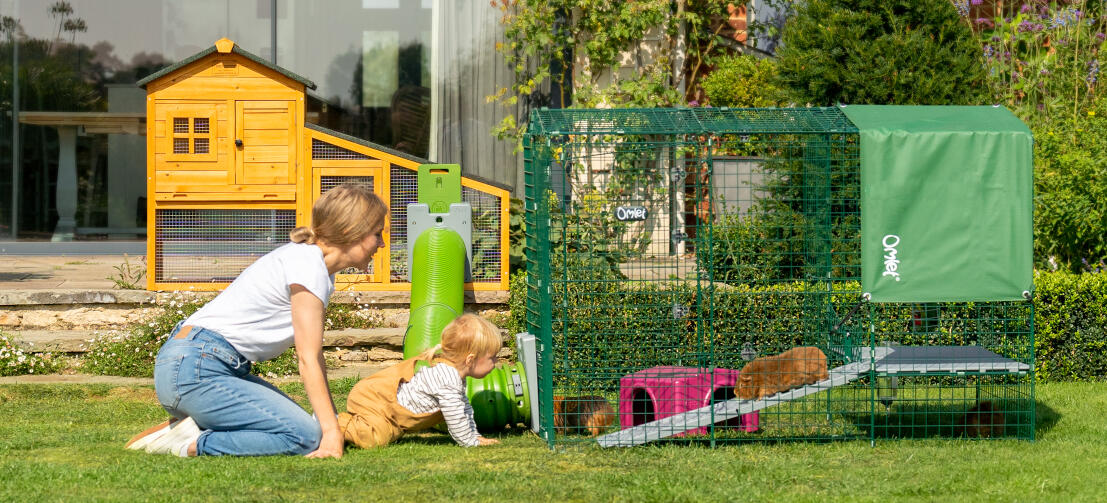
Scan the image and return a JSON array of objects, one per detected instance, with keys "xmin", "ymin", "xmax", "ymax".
[{"xmin": 522, "ymin": 108, "xmax": 1034, "ymax": 448}]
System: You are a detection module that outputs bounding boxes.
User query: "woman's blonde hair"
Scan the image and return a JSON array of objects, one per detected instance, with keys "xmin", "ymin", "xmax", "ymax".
[
  {"xmin": 418, "ymin": 314, "xmax": 503, "ymax": 364},
  {"xmin": 289, "ymin": 184, "xmax": 387, "ymax": 247}
]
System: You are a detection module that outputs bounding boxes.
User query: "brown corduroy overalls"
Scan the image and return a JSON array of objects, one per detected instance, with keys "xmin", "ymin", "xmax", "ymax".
[{"xmin": 338, "ymin": 356, "xmax": 447, "ymax": 449}]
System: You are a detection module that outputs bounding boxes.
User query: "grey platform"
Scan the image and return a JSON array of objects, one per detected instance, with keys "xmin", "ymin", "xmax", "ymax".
[{"xmin": 596, "ymin": 345, "xmax": 1030, "ymax": 448}]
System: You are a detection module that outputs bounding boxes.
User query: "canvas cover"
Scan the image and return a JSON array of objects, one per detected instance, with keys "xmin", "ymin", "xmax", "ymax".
[{"xmin": 841, "ymin": 105, "xmax": 1033, "ymax": 302}]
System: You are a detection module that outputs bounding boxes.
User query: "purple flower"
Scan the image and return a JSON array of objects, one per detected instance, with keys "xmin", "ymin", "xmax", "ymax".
[
  {"xmin": 970, "ymin": 0, "xmax": 982, "ymax": 5},
  {"xmin": 975, "ymin": 18, "xmax": 994, "ymax": 28},
  {"xmin": 1020, "ymin": 4, "xmax": 1032, "ymax": 14},
  {"xmin": 1096, "ymin": 32, "xmax": 1105, "ymax": 41},
  {"xmin": 954, "ymin": 1, "xmax": 969, "ymax": 17},
  {"xmin": 688, "ymin": 100, "xmax": 700, "ymax": 107},
  {"xmin": 1088, "ymin": 59, "xmax": 1099, "ymax": 85}
]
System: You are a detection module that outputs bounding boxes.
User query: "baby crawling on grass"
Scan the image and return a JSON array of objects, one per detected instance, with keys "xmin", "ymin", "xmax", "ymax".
[{"xmin": 339, "ymin": 314, "xmax": 501, "ymax": 448}]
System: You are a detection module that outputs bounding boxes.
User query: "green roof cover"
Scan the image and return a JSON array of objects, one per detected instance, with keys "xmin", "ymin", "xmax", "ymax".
[
  {"xmin": 136, "ymin": 43, "xmax": 316, "ymax": 90},
  {"xmin": 842, "ymin": 105, "xmax": 1033, "ymax": 302}
]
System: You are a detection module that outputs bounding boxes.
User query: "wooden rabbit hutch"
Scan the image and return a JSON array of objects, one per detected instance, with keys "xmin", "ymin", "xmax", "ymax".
[{"xmin": 138, "ymin": 38, "xmax": 510, "ymax": 293}]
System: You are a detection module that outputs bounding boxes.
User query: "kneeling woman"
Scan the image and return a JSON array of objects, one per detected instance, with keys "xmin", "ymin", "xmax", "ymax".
[{"xmin": 128, "ymin": 184, "xmax": 386, "ymax": 458}]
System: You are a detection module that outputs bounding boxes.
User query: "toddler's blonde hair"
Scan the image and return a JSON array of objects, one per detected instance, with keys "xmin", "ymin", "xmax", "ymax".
[
  {"xmin": 418, "ymin": 314, "xmax": 503, "ymax": 365},
  {"xmin": 289, "ymin": 184, "xmax": 387, "ymax": 247}
]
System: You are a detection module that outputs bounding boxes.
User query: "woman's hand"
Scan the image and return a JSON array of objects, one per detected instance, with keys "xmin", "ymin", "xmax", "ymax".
[
  {"xmin": 305, "ymin": 429, "xmax": 345, "ymax": 459},
  {"xmin": 477, "ymin": 436, "xmax": 500, "ymax": 446}
]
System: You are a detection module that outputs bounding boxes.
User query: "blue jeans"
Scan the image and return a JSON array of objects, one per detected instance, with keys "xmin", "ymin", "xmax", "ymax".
[{"xmin": 153, "ymin": 323, "xmax": 321, "ymax": 456}]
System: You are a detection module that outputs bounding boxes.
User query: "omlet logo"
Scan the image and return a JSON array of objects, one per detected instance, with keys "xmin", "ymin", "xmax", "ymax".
[{"xmin": 882, "ymin": 234, "xmax": 902, "ymax": 282}]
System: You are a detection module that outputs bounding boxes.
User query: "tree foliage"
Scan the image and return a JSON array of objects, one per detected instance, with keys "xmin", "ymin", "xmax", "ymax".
[
  {"xmin": 774, "ymin": 0, "xmax": 989, "ymax": 106},
  {"xmin": 490, "ymin": 0, "xmax": 762, "ymax": 146},
  {"xmin": 701, "ymin": 53, "xmax": 783, "ymax": 107}
]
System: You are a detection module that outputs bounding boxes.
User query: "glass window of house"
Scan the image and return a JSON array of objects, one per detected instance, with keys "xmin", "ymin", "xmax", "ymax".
[{"xmin": 0, "ymin": 0, "xmax": 518, "ymax": 243}]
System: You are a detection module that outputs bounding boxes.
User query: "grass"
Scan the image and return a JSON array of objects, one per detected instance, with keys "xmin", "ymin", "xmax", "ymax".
[{"xmin": 1, "ymin": 381, "xmax": 1105, "ymax": 502}]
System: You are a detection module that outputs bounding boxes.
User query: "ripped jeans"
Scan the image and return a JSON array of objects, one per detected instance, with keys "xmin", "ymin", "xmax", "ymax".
[{"xmin": 153, "ymin": 323, "xmax": 321, "ymax": 456}]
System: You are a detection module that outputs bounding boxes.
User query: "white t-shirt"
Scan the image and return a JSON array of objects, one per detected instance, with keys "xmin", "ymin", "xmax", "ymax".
[{"xmin": 184, "ymin": 242, "xmax": 335, "ymax": 362}]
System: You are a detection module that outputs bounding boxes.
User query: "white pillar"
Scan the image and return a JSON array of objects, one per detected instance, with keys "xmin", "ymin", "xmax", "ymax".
[{"xmin": 52, "ymin": 125, "xmax": 78, "ymax": 242}]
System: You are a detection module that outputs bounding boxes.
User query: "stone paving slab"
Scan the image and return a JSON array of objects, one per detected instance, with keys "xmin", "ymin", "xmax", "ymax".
[
  {"xmin": 0, "ymin": 289, "xmax": 156, "ymax": 306},
  {"xmin": 0, "ymin": 254, "xmax": 508, "ymax": 305},
  {"xmin": 0, "ymin": 255, "xmax": 135, "ymax": 291}
]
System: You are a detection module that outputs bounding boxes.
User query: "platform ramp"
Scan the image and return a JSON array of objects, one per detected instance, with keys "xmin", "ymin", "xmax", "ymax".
[
  {"xmin": 596, "ymin": 345, "xmax": 1026, "ymax": 447},
  {"xmin": 874, "ymin": 346, "xmax": 1029, "ymax": 374}
]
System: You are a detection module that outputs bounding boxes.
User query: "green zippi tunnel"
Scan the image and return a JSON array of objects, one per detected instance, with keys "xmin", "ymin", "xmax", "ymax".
[
  {"xmin": 403, "ymin": 164, "xmax": 531, "ymax": 431},
  {"xmin": 404, "ymin": 226, "xmax": 465, "ymax": 359}
]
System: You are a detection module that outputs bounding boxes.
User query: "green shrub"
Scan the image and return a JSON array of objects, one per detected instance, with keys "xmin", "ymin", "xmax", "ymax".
[
  {"xmin": 1031, "ymin": 106, "xmax": 1107, "ymax": 273},
  {"xmin": 701, "ymin": 54, "xmax": 783, "ymax": 108},
  {"xmin": 506, "ymin": 271, "xmax": 528, "ymax": 339},
  {"xmin": 775, "ymin": 0, "xmax": 988, "ymax": 106},
  {"xmin": 528, "ymin": 270, "xmax": 1107, "ymax": 386},
  {"xmin": 974, "ymin": 5, "xmax": 1107, "ymax": 275},
  {"xmin": 508, "ymin": 198, "xmax": 526, "ymax": 274},
  {"xmin": 1033, "ymin": 270, "xmax": 1107, "ymax": 381},
  {"xmin": 0, "ymin": 333, "xmax": 63, "ymax": 376}
]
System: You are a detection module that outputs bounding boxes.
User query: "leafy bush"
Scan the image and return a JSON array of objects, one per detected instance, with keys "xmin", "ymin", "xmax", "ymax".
[
  {"xmin": 0, "ymin": 333, "xmax": 62, "ymax": 376},
  {"xmin": 526, "ymin": 270, "xmax": 1107, "ymax": 386},
  {"xmin": 506, "ymin": 271, "xmax": 528, "ymax": 339},
  {"xmin": 701, "ymin": 54, "xmax": 783, "ymax": 108},
  {"xmin": 775, "ymin": 0, "xmax": 988, "ymax": 106},
  {"xmin": 1031, "ymin": 104, "xmax": 1107, "ymax": 273},
  {"xmin": 1034, "ymin": 270, "xmax": 1107, "ymax": 381}
]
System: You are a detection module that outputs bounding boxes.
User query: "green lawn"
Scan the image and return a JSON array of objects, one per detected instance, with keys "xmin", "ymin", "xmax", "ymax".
[{"xmin": 1, "ymin": 381, "xmax": 1103, "ymax": 502}]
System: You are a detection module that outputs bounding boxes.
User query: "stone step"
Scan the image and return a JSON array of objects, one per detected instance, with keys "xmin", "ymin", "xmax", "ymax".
[{"xmin": 8, "ymin": 326, "xmax": 514, "ymax": 354}]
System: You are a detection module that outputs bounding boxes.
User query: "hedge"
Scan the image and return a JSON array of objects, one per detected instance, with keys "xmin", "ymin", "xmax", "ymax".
[{"xmin": 508, "ymin": 270, "xmax": 1107, "ymax": 383}]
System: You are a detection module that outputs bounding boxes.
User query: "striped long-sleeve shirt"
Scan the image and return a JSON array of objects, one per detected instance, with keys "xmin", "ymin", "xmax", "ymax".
[{"xmin": 395, "ymin": 362, "xmax": 480, "ymax": 447}]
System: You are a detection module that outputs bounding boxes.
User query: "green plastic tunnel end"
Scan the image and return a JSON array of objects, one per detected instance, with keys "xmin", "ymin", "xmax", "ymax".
[{"xmin": 467, "ymin": 361, "xmax": 531, "ymax": 431}]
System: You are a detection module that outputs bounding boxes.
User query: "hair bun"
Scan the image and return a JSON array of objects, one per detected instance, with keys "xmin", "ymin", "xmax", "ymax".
[{"xmin": 289, "ymin": 226, "xmax": 317, "ymax": 244}]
